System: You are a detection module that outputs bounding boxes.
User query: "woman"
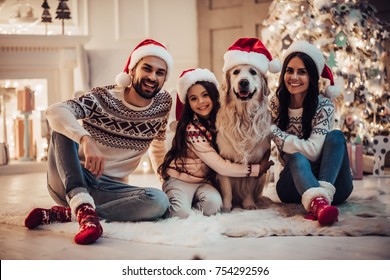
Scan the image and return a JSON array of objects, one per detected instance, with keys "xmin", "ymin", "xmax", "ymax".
[{"xmin": 270, "ymin": 41, "xmax": 353, "ymax": 226}]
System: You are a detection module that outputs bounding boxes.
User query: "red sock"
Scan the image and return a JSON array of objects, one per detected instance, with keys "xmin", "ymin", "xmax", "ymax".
[
  {"xmin": 25, "ymin": 206, "xmax": 71, "ymax": 229},
  {"xmin": 74, "ymin": 203, "xmax": 103, "ymax": 245}
]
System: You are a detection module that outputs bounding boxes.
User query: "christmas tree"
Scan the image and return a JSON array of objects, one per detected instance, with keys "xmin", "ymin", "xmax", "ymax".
[
  {"xmin": 55, "ymin": 0, "xmax": 71, "ymax": 35},
  {"xmin": 41, "ymin": 0, "xmax": 52, "ymax": 35},
  {"xmin": 261, "ymin": 0, "xmax": 390, "ymax": 154}
]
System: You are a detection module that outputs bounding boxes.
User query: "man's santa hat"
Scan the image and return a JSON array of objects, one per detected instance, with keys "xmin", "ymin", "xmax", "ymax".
[
  {"xmin": 223, "ymin": 37, "xmax": 281, "ymax": 74},
  {"xmin": 283, "ymin": 40, "xmax": 340, "ymax": 99},
  {"xmin": 115, "ymin": 39, "xmax": 173, "ymax": 87}
]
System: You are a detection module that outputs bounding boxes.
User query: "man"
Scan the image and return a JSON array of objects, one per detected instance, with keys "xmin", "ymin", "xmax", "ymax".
[{"xmin": 24, "ymin": 39, "xmax": 173, "ymax": 245}]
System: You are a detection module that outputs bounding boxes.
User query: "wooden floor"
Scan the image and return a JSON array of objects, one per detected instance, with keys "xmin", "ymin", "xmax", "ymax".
[{"xmin": 0, "ymin": 162, "xmax": 390, "ymax": 260}]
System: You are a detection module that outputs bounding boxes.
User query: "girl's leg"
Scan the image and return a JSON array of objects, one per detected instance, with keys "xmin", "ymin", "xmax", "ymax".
[
  {"xmin": 193, "ymin": 183, "xmax": 222, "ymax": 216},
  {"xmin": 162, "ymin": 178, "xmax": 197, "ymax": 219},
  {"xmin": 317, "ymin": 130, "xmax": 354, "ymax": 204}
]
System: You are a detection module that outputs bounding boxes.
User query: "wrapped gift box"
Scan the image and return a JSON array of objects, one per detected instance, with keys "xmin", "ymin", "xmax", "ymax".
[
  {"xmin": 14, "ymin": 117, "xmax": 34, "ymax": 159},
  {"xmin": 347, "ymin": 143, "xmax": 363, "ymax": 180},
  {"xmin": 17, "ymin": 87, "xmax": 35, "ymax": 112}
]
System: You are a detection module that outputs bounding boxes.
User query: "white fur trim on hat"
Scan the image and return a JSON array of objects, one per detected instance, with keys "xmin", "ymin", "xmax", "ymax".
[
  {"xmin": 177, "ymin": 68, "xmax": 219, "ymax": 103},
  {"xmin": 223, "ymin": 37, "xmax": 281, "ymax": 74},
  {"xmin": 115, "ymin": 39, "xmax": 173, "ymax": 88},
  {"xmin": 128, "ymin": 44, "xmax": 173, "ymax": 77},
  {"xmin": 284, "ymin": 41, "xmax": 325, "ymax": 75},
  {"xmin": 223, "ymin": 50, "xmax": 270, "ymax": 74},
  {"xmin": 69, "ymin": 192, "xmax": 95, "ymax": 217},
  {"xmin": 284, "ymin": 40, "xmax": 341, "ymax": 99}
]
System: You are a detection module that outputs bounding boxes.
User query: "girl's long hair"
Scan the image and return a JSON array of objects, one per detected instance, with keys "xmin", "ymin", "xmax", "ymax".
[
  {"xmin": 158, "ymin": 81, "xmax": 220, "ymax": 181},
  {"xmin": 275, "ymin": 52, "xmax": 319, "ymax": 139}
]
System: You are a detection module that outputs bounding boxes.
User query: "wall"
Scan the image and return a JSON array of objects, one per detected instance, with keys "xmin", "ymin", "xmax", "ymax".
[{"xmin": 84, "ymin": 0, "xmax": 198, "ymax": 92}]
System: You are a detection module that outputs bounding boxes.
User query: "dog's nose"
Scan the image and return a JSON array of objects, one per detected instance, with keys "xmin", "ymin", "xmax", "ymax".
[{"xmin": 239, "ymin": 79, "xmax": 249, "ymax": 88}]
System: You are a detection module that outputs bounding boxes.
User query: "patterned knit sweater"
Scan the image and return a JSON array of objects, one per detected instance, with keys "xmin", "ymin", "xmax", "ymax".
[
  {"xmin": 166, "ymin": 116, "xmax": 260, "ymax": 183},
  {"xmin": 46, "ymin": 85, "xmax": 172, "ymax": 181},
  {"xmin": 269, "ymin": 94, "xmax": 334, "ymax": 163}
]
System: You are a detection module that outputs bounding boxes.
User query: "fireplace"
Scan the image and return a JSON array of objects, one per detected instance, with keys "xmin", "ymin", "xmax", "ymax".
[{"xmin": 0, "ymin": 34, "xmax": 89, "ymax": 163}]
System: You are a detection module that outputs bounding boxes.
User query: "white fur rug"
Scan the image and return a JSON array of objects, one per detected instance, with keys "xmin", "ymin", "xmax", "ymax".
[{"xmin": 1, "ymin": 185, "xmax": 389, "ymax": 247}]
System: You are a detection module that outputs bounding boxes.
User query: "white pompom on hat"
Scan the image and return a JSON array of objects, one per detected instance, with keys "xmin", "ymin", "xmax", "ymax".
[
  {"xmin": 176, "ymin": 68, "xmax": 219, "ymax": 104},
  {"xmin": 115, "ymin": 38, "xmax": 173, "ymax": 87},
  {"xmin": 283, "ymin": 40, "xmax": 341, "ymax": 99},
  {"xmin": 223, "ymin": 37, "xmax": 281, "ymax": 74}
]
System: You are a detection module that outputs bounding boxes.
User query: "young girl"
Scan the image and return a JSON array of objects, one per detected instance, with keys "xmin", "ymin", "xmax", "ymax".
[
  {"xmin": 159, "ymin": 68, "xmax": 273, "ymax": 218},
  {"xmin": 270, "ymin": 41, "xmax": 353, "ymax": 226}
]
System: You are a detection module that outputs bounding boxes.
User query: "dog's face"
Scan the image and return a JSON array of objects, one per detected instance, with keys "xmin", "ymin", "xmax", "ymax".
[{"xmin": 226, "ymin": 65, "xmax": 264, "ymax": 101}]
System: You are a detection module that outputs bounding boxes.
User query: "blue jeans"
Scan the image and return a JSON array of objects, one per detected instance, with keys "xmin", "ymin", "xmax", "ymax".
[
  {"xmin": 47, "ymin": 131, "xmax": 169, "ymax": 222},
  {"xmin": 276, "ymin": 130, "xmax": 353, "ymax": 205}
]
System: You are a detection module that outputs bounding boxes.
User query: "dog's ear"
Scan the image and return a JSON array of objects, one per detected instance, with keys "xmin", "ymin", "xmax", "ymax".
[
  {"xmin": 221, "ymin": 72, "xmax": 232, "ymax": 104},
  {"xmin": 260, "ymin": 74, "xmax": 271, "ymax": 98}
]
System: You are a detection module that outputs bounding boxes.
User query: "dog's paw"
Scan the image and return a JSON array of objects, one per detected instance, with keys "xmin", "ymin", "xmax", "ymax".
[
  {"xmin": 242, "ymin": 204, "xmax": 258, "ymax": 210},
  {"xmin": 222, "ymin": 206, "xmax": 232, "ymax": 213}
]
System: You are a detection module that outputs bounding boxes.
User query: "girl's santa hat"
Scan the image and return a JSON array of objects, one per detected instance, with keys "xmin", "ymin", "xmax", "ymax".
[
  {"xmin": 176, "ymin": 68, "xmax": 219, "ymax": 104},
  {"xmin": 283, "ymin": 40, "xmax": 341, "ymax": 99},
  {"xmin": 174, "ymin": 68, "xmax": 219, "ymax": 121},
  {"xmin": 223, "ymin": 37, "xmax": 281, "ymax": 74},
  {"xmin": 115, "ymin": 39, "xmax": 173, "ymax": 87}
]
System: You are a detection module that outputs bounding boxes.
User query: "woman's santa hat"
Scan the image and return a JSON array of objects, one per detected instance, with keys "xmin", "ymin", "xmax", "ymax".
[
  {"xmin": 115, "ymin": 39, "xmax": 173, "ymax": 87},
  {"xmin": 283, "ymin": 40, "xmax": 341, "ymax": 99},
  {"xmin": 177, "ymin": 68, "xmax": 219, "ymax": 104},
  {"xmin": 223, "ymin": 37, "xmax": 281, "ymax": 74}
]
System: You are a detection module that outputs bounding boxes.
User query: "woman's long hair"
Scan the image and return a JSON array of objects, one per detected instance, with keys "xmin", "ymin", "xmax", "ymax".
[
  {"xmin": 158, "ymin": 81, "xmax": 220, "ymax": 181},
  {"xmin": 275, "ymin": 52, "xmax": 320, "ymax": 139}
]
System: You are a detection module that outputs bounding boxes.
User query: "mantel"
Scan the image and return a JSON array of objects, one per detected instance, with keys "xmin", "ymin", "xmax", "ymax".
[{"xmin": 0, "ymin": 35, "xmax": 90, "ymax": 50}]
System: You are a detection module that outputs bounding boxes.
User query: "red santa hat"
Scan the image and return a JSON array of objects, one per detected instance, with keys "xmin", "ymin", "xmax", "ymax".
[
  {"xmin": 283, "ymin": 40, "xmax": 341, "ymax": 99},
  {"xmin": 115, "ymin": 38, "xmax": 173, "ymax": 87},
  {"xmin": 174, "ymin": 68, "xmax": 219, "ymax": 121},
  {"xmin": 177, "ymin": 68, "xmax": 219, "ymax": 104},
  {"xmin": 223, "ymin": 37, "xmax": 281, "ymax": 74}
]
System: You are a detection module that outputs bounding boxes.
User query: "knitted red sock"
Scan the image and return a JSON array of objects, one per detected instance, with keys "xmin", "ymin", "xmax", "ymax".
[
  {"xmin": 74, "ymin": 203, "xmax": 103, "ymax": 245},
  {"xmin": 25, "ymin": 206, "xmax": 71, "ymax": 229}
]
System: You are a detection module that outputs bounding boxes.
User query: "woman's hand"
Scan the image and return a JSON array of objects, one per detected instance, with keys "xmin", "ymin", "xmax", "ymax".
[{"xmin": 258, "ymin": 150, "xmax": 274, "ymax": 176}]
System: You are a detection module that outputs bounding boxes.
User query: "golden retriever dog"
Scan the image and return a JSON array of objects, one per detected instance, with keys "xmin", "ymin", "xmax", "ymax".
[{"xmin": 216, "ymin": 64, "xmax": 272, "ymax": 212}]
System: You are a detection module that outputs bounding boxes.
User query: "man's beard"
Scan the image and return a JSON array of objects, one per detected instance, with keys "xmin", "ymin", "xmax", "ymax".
[{"xmin": 132, "ymin": 78, "xmax": 161, "ymax": 99}]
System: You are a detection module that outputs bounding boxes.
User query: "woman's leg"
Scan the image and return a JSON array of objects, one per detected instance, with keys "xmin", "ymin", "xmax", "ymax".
[
  {"xmin": 317, "ymin": 130, "xmax": 354, "ymax": 204},
  {"xmin": 276, "ymin": 152, "xmax": 338, "ymax": 226},
  {"xmin": 193, "ymin": 183, "xmax": 222, "ymax": 216},
  {"xmin": 276, "ymin": 152, "xmax": 319, "ymax": 203}
]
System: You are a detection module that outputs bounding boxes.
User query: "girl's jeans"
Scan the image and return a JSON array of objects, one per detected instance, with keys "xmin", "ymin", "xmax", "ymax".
[
  {"xmin": 47, "ymin": 131, "xmax": 169, "ymax": 221},
  {"xmin": 276, "ymin": 130, "xmax": 353, "ymax": 205}
]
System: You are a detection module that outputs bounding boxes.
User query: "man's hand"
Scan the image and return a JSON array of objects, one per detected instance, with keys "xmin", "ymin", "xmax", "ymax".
[{"xmin": 80, "ymin": 135, "xmax": 105, "ymax": 178}]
